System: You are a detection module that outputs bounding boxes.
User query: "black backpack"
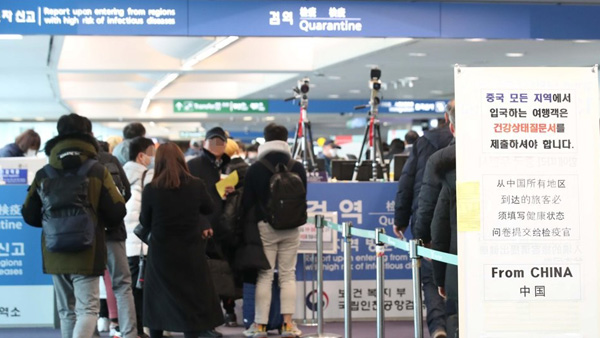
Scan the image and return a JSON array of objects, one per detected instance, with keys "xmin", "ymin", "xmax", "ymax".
[
  {"xmin": 259, "ymin": 158, "xmax": 307, "ymax": 230},
  {"xmin": 38, "ymin": 160, "xmax": 97, "ymax": 252}
]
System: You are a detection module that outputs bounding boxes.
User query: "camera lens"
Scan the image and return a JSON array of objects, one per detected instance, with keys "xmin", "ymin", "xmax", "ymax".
[
  {"xmin": 373, "ymin": 83, "xmax": 381, "ymax": 90},
  {"xmin": 300, "ymin": 83, "xmax": 310, "ymax": 94}
]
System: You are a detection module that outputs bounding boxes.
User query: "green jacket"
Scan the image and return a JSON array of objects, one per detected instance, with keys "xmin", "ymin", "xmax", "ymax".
[{"xmin": 22, "ymin": 133, "xmax": 126, "ymax": 276}]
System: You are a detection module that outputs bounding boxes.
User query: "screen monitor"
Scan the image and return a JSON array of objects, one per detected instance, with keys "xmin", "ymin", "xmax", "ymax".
[{"xmin": 331, "ymin": 159, "xmax": 388, "ymax": 181}]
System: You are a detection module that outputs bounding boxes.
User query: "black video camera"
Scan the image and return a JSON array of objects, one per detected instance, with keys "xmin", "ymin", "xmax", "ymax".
[{"xmin": 369, "ymin": 68, "xmax": 382, "ymax": 91}]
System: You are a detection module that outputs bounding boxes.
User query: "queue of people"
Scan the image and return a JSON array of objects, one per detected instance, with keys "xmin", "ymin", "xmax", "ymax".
[
  {"xmin": 14, "ymin": 107, "xmax": 459, "ymax": 338},
  {"xmin": 19, "ymin": 115, "xmax": 306, "ymax": 338},
  {"xmin": 394, "ymin": 100, "xmax": 458, "ymax": 338}
]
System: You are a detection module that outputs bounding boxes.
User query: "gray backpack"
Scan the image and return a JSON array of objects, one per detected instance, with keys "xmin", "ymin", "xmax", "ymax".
[{"xmin": 38, "ymin": 160, "xmax": 97, "ymax": 252}]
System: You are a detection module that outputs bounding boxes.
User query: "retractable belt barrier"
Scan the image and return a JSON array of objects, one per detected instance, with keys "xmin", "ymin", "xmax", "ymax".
[{"xmin": 305, "ymin": 216, "xmax": 458, "ymax": 338}]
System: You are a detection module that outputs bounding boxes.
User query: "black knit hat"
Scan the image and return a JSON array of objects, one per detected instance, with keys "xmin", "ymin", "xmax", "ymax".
[{"xmin": 57, "ymin": 113, "xmax": 89, "ymax": 136}]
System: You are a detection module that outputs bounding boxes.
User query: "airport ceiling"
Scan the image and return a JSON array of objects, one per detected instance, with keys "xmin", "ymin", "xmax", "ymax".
[{"xmin": 1, "ymin": 35, "xmax": 600, "ymax": 134}]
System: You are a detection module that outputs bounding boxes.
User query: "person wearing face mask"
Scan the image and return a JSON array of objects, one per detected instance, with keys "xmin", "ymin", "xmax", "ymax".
[
  {"xmin": 244, "ymin": 143, "xmax": 259, "ymax": 165},
  {"xmin": 317, "ymin": 139, "xmax": 341, "ymax": 177},
  {"xmin": 187, "ymin": 127, "xmax": 234, "ymax": 336},
  {"xmin": 0, "ymin": 129, "xmax": 41, "ymax": 158},
  {"xmin": 123, "ymin": 136, "xmax": 156, "ymax": 338}
]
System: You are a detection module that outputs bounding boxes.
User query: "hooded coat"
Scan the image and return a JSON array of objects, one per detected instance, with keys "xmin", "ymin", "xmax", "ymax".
[
  {"xmin": 21, "ymin": 133, "xmax": 126, "ymax": 275},
  {"xmin": 394, "ymin": 125, "xmax": 453, "ymax": 234}
]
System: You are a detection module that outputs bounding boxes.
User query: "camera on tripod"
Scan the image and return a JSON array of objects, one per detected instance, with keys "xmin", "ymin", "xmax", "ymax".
[
  {"xmin": 285, "ymin": 77, "xmax": 310, "ymax": 102},
  {"xmin": 369, "ymin": 68, "xmax": 382, "ymax": 91},
  {"xmin": 295, "ymin": 77, "xmax": 310, "ymax": 96}
]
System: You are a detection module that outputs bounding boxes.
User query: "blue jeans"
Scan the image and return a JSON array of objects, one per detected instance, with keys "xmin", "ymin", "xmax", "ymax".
[{"xmin": 421, "ymin": 259, "xmax": 446, "ymax": 335}]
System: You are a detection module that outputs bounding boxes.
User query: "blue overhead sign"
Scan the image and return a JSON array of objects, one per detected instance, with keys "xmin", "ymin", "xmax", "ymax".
[
  {"xmin": 2, "ymin": 0, "xmax": 600, "ymax": 40},
  {"xmin": 0, "ymin": 0, "xmax": 188, "ymax": 36},
  {"xmin": 188, "ymin": 1, "xmax": 440, "ymax": 37}
]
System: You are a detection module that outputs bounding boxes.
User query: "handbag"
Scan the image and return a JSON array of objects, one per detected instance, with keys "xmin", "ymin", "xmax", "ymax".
[
  {"xmin": 133, "ymin": 224, "xmax": 151, "ymax": 244},
  {"xmin": 135, "ymin": 246, "xmax": 145, "ymax": 289},
  {"xmin": 207, "ymin": 257, "xmax": 236, "ymax": 298}
]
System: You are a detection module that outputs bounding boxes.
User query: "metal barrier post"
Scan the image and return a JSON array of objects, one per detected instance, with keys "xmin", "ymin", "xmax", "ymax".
[
  {"xmin": 343, "ymin": 222, "xmax": 353, "ymax": 338},
  {"xmin": 305, "ymin": 215, "xmax": 341, "ymax": 338},
  {"xmin": 409, "ymin": 240, "xmax": 424, "ymax": 338},
  {"xmin": 375, "ymin": 228, "xmax": 386, "ymax": 338}
]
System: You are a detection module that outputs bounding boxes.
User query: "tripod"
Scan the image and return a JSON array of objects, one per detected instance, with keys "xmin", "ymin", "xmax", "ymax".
[
  {"xmin": 352, "ymin": 68, "xmax": 388, "ymax": 182},
  {"xmin": 287, "ymin": 78, "xmax": 317, "ymax": 171}
]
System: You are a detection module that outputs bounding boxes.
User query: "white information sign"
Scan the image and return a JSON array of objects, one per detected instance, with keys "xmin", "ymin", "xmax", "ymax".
[{"xmin": 456, "ymin": 67, "xmax": 600, "ymax": 337}]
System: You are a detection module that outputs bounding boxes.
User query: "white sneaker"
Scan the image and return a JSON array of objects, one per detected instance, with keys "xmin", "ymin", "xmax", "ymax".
[
  {"xmin": 97, "ymin": 317, "xmax": 110, "ymax": 332},
  {"xmin": 109, "ymin": 324, "xmax": 121, "ymax": 337},
  {"xmin": 243, "ymin": 323, "xmax": 267, "ymax": 338},
  {"xmin": 281, "ymin": 321, "xmax": 302, "ymax": 338}
]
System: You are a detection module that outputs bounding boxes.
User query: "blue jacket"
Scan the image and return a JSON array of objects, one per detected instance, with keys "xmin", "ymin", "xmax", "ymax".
[{"xmin": 0, "ymin": 143, "xmax": 24, "ymax": 157}]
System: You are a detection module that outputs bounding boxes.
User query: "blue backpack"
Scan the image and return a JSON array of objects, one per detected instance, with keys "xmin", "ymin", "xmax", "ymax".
[{"xmin": 38, "ymin": 160, "xmax": 97, "ymax": 252}]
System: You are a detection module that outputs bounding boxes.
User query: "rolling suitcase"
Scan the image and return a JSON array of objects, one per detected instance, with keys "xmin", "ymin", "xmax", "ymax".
[{"xmin": 243, "ymin": 272, "xmax": 283, "ymax": 332}]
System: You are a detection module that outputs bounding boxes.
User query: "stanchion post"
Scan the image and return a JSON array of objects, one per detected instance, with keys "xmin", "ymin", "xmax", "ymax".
[
  {"xmin": 409, "ymin": 239, "xmax": 424, "ymax": 338},
  {"xmin": 304, "ymin": 216, "xmax": 341, "ymax": 338},
  {"xmin": 375, "ymin": 228, "xmax": 385, "ymax": 338},
  {"xmin": 316, "ymin": 215, "xmax": 325, "ymax": 335},
  {"xmin": 343, "ymin": 221, "xmax": 353, "ymax": 338}
]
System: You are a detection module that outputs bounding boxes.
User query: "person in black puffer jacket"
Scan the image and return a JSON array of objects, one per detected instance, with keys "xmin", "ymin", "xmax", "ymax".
[{"xmin": 393, "ymin": 100, "xmax": 454, "ymax": 338}]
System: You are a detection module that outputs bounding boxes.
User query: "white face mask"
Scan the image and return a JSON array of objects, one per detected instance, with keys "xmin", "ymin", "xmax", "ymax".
[{"xmin": 25, "ymin": 149, "xmax": 37, "ymax": 157}]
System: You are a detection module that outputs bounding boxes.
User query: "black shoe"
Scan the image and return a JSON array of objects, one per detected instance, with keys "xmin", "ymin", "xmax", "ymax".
[
  {"xmin": 224, "ymin": 313, "xmax": 239, "ymax": 327},
  {"xmin": 197, "ymin": 329, "xmax": 223, "ymax": 337}
]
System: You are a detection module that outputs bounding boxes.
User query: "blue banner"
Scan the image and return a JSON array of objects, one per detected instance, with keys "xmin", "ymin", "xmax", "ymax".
[
  {"xmin": 0, "ymin": 185, "xmax": 51, "ymax": 286},
  {"xmin": 3, "ymin": 0, "xmax": 600, "ymax": 39},
  {"xmin": 188, "ymin": 1, "xmax": 440, "ymax": 37},
  {"xmin": 300, "ymin": 182, "xmax": 411, "ymax": 281},
  {"xmin": 0, "ymin": 0, "xmax": 188, "ymax": 36}
]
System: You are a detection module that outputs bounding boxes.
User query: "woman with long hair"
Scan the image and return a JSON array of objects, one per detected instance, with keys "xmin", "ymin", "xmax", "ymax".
[{"xmin": 140, "ymin": 142, "xmax": 223, "ymax": 338}]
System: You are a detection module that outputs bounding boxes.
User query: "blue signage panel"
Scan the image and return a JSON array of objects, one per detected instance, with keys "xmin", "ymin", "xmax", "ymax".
[
  {"xmin": 441, "ymin": 3, "xmax": 600, "ymax": 39},
  {"xmin": 0, "ymin": 0, "xmax": 188, "ymax": 36},
  {"xmin": 300, "ymin": 182, "xmax": 411, "ymax": 282},
  {"xmin": 1, "ymin": 169, "xmax": 27, "ymax": 185},
  {"xmin": 268, "ymin": 99, "xmax": 447, "ymax": 114},
  {"xmin": 3, "ymin": 1, "xmax": 600, "ymax": 39},
  {"xmin": 440, "ymin": 3, "xmax": 533, "ymax": 39},
  {"xmin": 0, "ymin": 185, "xmax": 52, "ymax": 286},
  {"xmin": 188, "ymin": 1, "xmax": 440, "ymax": 38}
]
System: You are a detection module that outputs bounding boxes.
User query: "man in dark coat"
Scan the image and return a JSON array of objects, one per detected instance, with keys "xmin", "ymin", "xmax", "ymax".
[
  {"xmin": 430, "ymin": 144, "xmax": 457, "ymax": 302},
  {"xmin": 187, "ymin": 127, "xmax": 234, "ymax": 334},
  {"xmin": 393, "ymin": 100, "xmax": 454, "ymax": 338},
  {"xmin": 22, "ymin": 113, "xmax": 126, "ymax": 338}
]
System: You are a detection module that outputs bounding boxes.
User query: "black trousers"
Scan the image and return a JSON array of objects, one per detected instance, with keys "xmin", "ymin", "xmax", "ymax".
[
  {"xmin": 128, "ymin": 255, "xmax": 145, "ymax": 335},
  {"xmin": 150, "ymin": 329, "xmax": 202, "ymax": 338}
]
